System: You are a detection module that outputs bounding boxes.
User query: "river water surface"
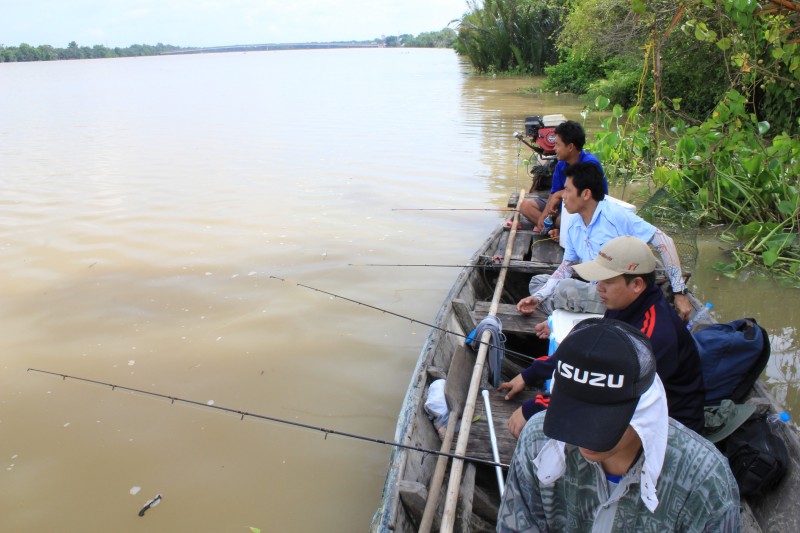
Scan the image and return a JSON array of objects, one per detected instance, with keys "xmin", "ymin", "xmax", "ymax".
[{"xmin": 0, "ymin": 48, "xmax": 797, "ymax": 532}]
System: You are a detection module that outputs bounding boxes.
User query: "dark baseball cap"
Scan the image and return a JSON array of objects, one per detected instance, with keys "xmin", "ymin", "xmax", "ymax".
[{"xmin": 543, "ymin": 318, "xmax": 656, "ymax": 452}]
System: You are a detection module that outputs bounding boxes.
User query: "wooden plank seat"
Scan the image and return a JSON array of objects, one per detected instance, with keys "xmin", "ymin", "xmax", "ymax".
[
  {"xmin": 472, "ymin": 301, "xmax": 546, "ymax": 336},
  {"xmin": 494, "ymin": 230, "xmax": 563, "ymax": 263},
  {"xmin": 476, "ymin": 257, "xmax": 562, "ymax": 276},
  {"xmin": 495, "ymin": 230, "xmax": 533, "ymax": 261},
  {"xmin": 451, "ymin": 388, "xmax": 544, "ymax": 464},
  {"xmin": 508, "ymin": 192, "xmax": 547, "ymax": 209}
]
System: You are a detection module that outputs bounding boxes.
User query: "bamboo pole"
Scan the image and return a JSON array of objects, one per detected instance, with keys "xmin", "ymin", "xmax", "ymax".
[
  {"xmin": 439, "ymin": 190, "xmax": 525, "ymax": 532},
  {"xmin": 417, "ymin": 408, "xmax": 459, "ymax": 533}
]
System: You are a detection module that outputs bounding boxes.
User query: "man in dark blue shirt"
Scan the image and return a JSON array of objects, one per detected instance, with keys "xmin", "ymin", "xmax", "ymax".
[{"xmin": 519, "ymin": 120, "xmax": 607, "ymax": 234}]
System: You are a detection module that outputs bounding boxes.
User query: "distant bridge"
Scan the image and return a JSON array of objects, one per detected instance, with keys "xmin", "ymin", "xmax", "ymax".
[{"xmin": 162, "ymin": 42, "xmax": 381, "ymax": 55}]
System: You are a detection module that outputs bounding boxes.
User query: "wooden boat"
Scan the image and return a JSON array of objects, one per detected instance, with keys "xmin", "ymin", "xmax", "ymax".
[{"xmin": 370, "ymin": 191, "xmax": 800, "ymax": 533}]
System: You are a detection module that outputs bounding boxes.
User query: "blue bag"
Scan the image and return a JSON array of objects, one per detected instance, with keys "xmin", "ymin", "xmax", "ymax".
[{"xmin": 693, "ymin": 318, "xmax": 770, "ymax": 405}]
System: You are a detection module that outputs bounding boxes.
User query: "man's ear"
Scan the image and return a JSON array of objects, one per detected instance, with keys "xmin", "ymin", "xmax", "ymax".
[{"xmin": 632, "ymin": 276, "xmax": 646, "ymax": 294}]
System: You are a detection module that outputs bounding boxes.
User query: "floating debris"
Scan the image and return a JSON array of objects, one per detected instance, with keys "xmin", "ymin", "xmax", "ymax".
[
  {"xmin": 130, "ymin": 486, "xmax": 141, "ymax": 495},
  {"xmin": 138, "ymin": 494, "xmax": 161, "ymax": 517}
]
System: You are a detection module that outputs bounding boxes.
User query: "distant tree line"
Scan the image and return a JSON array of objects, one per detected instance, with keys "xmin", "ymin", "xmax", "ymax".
[
  {"xmin": 0, "ymin": 29, "xmax": 457, "ymax": 63},
  {"xmin": 379, "ymin": 28, "xmax": 457, "ymax": 48},
  {"xmin": 0, "ymin": 41, "xmax": 182, "ymax": 62}
]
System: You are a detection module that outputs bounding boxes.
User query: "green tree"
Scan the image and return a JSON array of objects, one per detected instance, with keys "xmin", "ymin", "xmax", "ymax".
[
  {"xmin": 64, "ymin": 41, "xmax": 81, "ymax": 59},
  {"xmin": 16, "ymin": 43, "xmax": 37, "ymax": 61},
  {"xmin": 557, "ymin": 0, "xmax": 799, "ymax": 134},
  {"xmin": 454, "ymin": 0, "xmax": 566, "ymax": 74},
  {"xmin": 36, "ymin": 44, "xmax": 57, "ymax": 60}
]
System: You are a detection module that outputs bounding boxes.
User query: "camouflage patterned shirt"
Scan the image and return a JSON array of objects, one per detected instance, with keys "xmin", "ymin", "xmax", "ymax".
[{"xmin": 497, "ymin": 412, "xmax": 740, "ymax": 533}]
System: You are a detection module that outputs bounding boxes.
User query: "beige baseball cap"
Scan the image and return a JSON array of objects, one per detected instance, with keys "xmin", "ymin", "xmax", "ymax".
[{"xmin": 573, "ymin": 236, "xmax": 657, "ymax": 281}]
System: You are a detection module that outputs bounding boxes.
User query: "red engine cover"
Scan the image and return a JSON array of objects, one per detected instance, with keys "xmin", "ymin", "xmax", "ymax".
[{"xmin": 535, "ymin": 126, "xmax": 558, "ymax": 155}]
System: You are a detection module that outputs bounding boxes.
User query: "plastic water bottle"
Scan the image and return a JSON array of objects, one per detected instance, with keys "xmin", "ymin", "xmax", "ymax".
[
  {"xmin": 767, "ymin": 411, "xmax": 791, "ymax": 426},
  {"xmin": 686, "ymin": 302, "xmax": 713, "ymax": 331},
  {"xmin": 545, "ymin": 315, "xmax": 556, "ymax": 392},
  {"xmin": 541, "ymin": 213, "xmax": 555, "ymax": 235}
]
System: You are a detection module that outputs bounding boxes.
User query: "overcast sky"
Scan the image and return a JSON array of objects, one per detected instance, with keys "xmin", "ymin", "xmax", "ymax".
[{"xmin": 1, "ymin": 0, "xmax": 470, "ymax": 48}]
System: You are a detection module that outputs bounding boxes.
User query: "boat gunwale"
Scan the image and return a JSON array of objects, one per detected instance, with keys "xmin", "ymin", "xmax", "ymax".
[{"xmin": 370, "ymin": 224, "xmax": 507, "ymax": 532}]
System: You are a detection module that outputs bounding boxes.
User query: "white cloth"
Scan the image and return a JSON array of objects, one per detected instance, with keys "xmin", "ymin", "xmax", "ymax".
[{"xmin": 533, "ymin": 375, "xmax": 669, "ymax": 512}]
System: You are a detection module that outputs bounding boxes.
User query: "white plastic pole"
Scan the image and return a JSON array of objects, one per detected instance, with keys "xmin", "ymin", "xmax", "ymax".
[{"xmin": 481, "ymin": 389, "xmax": 504, "ymax": 496}]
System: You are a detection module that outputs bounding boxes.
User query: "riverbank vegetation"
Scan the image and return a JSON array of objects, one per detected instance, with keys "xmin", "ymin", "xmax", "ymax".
[
  {"xmin": 455, "ymin": 0, "xmax": 800, "ymax": 279},
  {"xmin": 0, "ymin": 29, "xmax": 456, "ymax": 64},
  {"xmin": 453, "ymin": 0, "xmax": 565, "ymax": 74},
  {"xmin": 382, "ymin": 29, "xmax": 457, "ymax": 48},
  {"xmin": 0, "ymin": 41, "xmax": 182, "ymax": 62}
]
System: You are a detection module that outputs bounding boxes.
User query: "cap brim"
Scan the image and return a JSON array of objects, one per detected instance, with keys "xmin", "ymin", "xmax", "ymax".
[
  {"xmin": 703, "ymin": 403, "xmax": 756, "ymax": 443},
  {"xmin": 573, "ymin": 260, "xmax": 622, "ymax": 282},
  {"xmin": 543, "ymin": 388, "xmax": 638, "ymax": 452}
]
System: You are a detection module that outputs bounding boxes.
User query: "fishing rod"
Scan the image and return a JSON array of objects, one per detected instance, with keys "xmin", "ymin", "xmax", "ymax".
[
  {"xmin": 391, "ymin": 208, "xmax": 515, "ymax": 212},
  {"xmin": 348, "ymin": 263, "xmax": 507, "ymax": 269},
  {"xmin": 348, "ymin": 239, "xmax": 559, "ymax": 271},
  {"xmin": 269, "ymin": 276, "xmax": 536, "ymax": 363},
  {"xmin": 27, "ymin": 368, "xmax": 509, "ymax": 469}
]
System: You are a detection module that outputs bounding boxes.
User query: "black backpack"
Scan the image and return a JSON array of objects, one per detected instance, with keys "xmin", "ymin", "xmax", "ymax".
[{"xmin": 719, "ymin": 414, "xmax": 789, "ymax": 498}]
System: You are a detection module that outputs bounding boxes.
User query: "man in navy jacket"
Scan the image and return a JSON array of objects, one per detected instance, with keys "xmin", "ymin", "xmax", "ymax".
[{"xmin": 500, "ymin": 236, "xmax": 705, "ymax": 437}]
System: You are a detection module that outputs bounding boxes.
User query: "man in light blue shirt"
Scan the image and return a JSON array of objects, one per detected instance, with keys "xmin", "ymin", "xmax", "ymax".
[{"xmin": 516, "ymin": 162, "xmax": 693, "ymax": 322}]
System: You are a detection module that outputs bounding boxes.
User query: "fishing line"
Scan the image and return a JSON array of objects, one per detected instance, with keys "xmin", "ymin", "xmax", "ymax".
[
  {"xmin": 27, "ymin": 368, "xmax": 509, "ymax": 469},
  {"xmin": 269, "ymin": 276, "xmax": 536, "ymax": 362},
  {"xmin": 348, "ymin": 256, "xmax": 558, "ymax": 269}
]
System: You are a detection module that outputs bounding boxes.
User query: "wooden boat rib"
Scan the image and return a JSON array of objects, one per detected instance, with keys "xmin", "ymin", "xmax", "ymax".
[{"xmin": 371, "ymin": 192, "xmax": 800, "ymax": 533}]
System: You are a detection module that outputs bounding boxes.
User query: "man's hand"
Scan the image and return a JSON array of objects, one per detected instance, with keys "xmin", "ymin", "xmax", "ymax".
[
  {"xmin": 534, "ymin": 320, "xmax": 551, "ymax": 339},
  {"xmin": 536, "ymin": 212, "xmax": 548, "ymax": 233},
  {"xmin": 674, "ymin": 294, "xmax": 692, "ymax": 322},
  {"xmin": 508, "ymin": 407, "xmax": 527, "ymax": 439},
  {"xmin": 517, "ymin": 295, "xmax": 540, "ymax": 315},
  {"xmin": 498, "ymin": 374, "xmax": 526, "ymax": 400}
]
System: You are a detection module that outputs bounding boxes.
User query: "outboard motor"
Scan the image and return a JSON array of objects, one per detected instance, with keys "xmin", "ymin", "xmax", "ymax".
[
  {"xmin": 516, "ymin": 114, "xmax": 568, "ymax": 191},
  {"xmin": 524, "ymin": 114, "xmax": 566, "ymax": 156}
]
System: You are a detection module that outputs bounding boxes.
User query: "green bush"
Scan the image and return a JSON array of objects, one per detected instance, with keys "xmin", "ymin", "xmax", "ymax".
[
  {"xmin": 541, "ymin": 52, "xmax": 606, "ymax": 94},
  {"xmin": 660, "ymin": 31, "xmax": 728, "ymax": 118},
  {"xmin": 586, "ymin": 68, "xmax": 640, "ymax": 109}
]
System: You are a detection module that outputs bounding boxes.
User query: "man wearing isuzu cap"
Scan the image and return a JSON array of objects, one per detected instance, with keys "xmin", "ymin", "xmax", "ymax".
[{"xmin": 497, "ymin": 319, "xmax": 739, "ymax": 533}]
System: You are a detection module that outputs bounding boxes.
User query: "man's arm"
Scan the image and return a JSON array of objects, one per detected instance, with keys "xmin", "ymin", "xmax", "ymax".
[
  {"xmin": 532, "ymin": 259, "xmax": 576, "ymax": 300},
  {"xmin": 516, "ymin": 259, "xmax": 577, "ymax": 314},
  {"xmin": 497, "ymin": 424, "xmax": 545, "ymax": 532},
  {"xmin": 648, "ymin": 228, "xmax": 692, "ymax": 321},
  {"xmin": 701, "ymin": 503, "xmax": 741, "ymax": 533}
]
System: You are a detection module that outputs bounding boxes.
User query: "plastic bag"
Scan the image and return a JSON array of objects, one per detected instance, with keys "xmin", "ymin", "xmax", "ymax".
[{"xmin": 424, "ymin": 379, "xmax": 449, "ymax": 437}]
